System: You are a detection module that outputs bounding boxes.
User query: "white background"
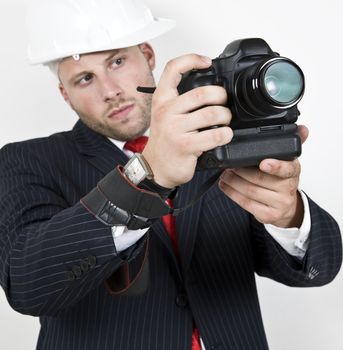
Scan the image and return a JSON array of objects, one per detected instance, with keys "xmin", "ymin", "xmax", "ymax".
[{"xmin": 0, "ymin": 0, "xmax": 342, "ymax": 349}]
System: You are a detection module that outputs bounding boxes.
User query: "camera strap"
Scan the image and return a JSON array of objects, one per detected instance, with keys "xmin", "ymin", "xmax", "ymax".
[
  {"xmin": 172, "ymin": 169, "xmax": 223, "ymax": 215},
  {"xmin": 81, "ymin": 165, "xmax": 223, "ymax": 226}
]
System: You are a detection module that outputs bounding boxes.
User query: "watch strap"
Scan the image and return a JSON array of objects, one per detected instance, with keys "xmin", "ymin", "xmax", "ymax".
[{"xmin": 139, "ymin": 178, "xmax": 177, "ymax": 200}]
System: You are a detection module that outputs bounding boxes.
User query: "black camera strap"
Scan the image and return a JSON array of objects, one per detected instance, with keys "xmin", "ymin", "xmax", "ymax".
[
  {"xmin": 81, "ymin": 165, "xmax": 223, "ymax": 227},
  {"xmin": 172, "ymin": 169, "xmax": 223, "ymax": 216}
]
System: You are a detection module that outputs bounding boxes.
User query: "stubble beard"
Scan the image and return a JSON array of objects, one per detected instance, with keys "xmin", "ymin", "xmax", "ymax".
[
  {"xmin": 73, "ymin": 92, "xmax": 152, "ymax": 142},
  {"xmin": 73, "ymin": 68, "xmax": 155, "ymax": 141}
]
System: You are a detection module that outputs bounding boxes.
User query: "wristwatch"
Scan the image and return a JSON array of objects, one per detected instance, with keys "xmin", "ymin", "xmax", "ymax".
[{"xmin": 123, "ymin": 153, "xmax": 153, "ymax": 185}]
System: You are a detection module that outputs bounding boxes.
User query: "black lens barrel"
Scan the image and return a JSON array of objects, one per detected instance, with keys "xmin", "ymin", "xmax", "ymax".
[{"xmin": 236, "ymin": 58, "xmax": 304, "ymax": 117}]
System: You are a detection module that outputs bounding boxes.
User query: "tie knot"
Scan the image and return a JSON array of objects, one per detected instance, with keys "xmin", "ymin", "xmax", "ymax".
[{"xmin": 124, "ymin": 136, "xmax": 148, "ymax": 154}]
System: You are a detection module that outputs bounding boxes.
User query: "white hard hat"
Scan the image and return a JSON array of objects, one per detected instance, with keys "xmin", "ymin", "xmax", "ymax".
[{"xmin": 26, "ymin": 0, "xmax": 175, "ymax": 65}]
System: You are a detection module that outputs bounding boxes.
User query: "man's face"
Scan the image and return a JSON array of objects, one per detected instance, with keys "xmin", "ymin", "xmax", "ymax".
[{"xmin": 58, "ymin": 44, "xmax": 155, "ymax": 141}]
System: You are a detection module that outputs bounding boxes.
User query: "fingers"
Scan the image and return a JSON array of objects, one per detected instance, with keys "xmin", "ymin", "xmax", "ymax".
[
  {"xmin": 154, "ymin": 54, "xmax": 212, "ymax": 102},
  {"xmin": 190, "ymin": 126, "xmax": 233, "ymax": 154},
  {"xmin": 297, "ymin": 124, "xmax": 309, "ymax": 145},
  {"xmin": 219, "ymin": 178, "xmax": 294, "ymax": 225},
  {"xmin": 220, "ymin": 158, "xmax": 301, "ymax": 203},
  {"xmin": 259, "ymin": 158, "xmax": 301, "ymax": 180},
  {"xmin": 176, "ymin": 105, "xmax": 232, "ymax": 133},
  {"xmin": 160, "ymin": 85, "xmax": 227, "ymax": 115},
  {"xmin": 218, "ymin": 177, "xmax": 279, "ymax": 221},
  {"xmin": 220, "ymin": 169, "xmax": 273, "ymax": 205},
  {"xmin": 221, "ymin": 158, "xmax": 300, "ymax": 193},
  {"xmin": 219, "ymin": 165, "xmax": 301, "ymax": 225},
  {"xmin": 219, "ymin": 168, "xmax": 291, "ymax": 207}
]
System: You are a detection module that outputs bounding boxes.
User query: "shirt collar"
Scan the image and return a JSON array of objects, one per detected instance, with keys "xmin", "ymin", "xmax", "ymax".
[{"xmin": 108, "ymin": 129, "xmax": 149, "ymax": 154}]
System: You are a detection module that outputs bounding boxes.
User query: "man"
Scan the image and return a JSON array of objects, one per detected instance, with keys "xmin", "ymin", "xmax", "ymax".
[{"xmin": 0, "ymin": 0, "xmax": 341, "ymax": 349}]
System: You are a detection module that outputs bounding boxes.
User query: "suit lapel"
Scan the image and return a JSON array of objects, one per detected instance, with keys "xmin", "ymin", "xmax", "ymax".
[
  {"xmin": 72, "ymin": 120, "xmax": 128, "ymax": 175},
  {"xmin": 152, "ymin": 169, "xmax": 215, "ymax": 277},
  {"xmin": 175, "ymin": 170, "xmax": 210, "ymax": 274},
  {"xmin": 151, "ymin": 219, "xmax": 183, "ymax": 278}
]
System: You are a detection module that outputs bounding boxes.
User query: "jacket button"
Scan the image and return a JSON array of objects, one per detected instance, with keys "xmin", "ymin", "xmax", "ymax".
[
  {"xmin": 175, "ymin": 293, "xmax": 188, "ymax": 308},
  {"xmin": 88, "ymin": 255, "xmax": 97, "ymax": 269},
  {"xmin": 80, "ymin": 259, "xmax": 89, "ymax": 272},
  {"xmin": 65, "ymin": 271, "xmax": 75, "ymax": 281},
  {"xmin": 72, "ymin": 265, "xmax": 82, "ymax": 278}
]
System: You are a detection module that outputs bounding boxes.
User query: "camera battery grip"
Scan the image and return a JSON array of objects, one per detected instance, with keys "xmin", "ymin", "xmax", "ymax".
[{"xmin": 197, "ymin": 124, "xmax": 301, "ymax": 169}]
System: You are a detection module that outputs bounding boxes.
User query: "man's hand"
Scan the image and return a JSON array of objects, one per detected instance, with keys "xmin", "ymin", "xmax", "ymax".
[
  {"xmin": 218, "ymin": 125, "xmax": 309, "ymax": 228},
  {"xmin": 143, "ymin": 54, "xmax": 233, "ymax": 189}
]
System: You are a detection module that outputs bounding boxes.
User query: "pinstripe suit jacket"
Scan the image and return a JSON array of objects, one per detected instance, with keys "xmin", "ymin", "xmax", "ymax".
[{"xmin": 0, "ymin": 120, "xmax": 341, "ymax": 350}]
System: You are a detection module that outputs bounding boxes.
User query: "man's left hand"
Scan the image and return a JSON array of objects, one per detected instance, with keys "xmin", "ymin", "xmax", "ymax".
[{"xmin": 218, "ymin": 125, "xmax": 309, "ymax": 228}]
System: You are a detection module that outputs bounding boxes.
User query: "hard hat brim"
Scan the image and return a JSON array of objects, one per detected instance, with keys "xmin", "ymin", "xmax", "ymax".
[{"xmin": 29, "ymin": 17, "xmax": 176, "ymax": 65}]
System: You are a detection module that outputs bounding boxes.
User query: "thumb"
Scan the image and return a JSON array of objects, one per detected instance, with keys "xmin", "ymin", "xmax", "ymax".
[{"xmin": 297, "ymin": 124, "xmax": 309, "ymax": 145}]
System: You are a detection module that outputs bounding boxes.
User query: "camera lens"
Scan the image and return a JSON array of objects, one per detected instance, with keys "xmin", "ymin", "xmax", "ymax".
[
  {"xmin": 262, "ymin": 61, "xmax": 304, "ymax": 104},
  {"xmin": 236, "ymin": 57, "xmax": 304, "ymax": 117}
]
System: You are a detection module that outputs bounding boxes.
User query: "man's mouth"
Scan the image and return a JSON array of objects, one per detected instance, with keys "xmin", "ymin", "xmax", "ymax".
[{"xmin": 107, "ymin": 104, "xmax": 134, "ymax": 120}]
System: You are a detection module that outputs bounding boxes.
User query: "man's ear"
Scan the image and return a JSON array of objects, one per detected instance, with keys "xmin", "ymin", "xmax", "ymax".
[
  {"xmin": 139, "ymin": 43, "xmax": 155, "ymax": 70},
  {"xmin": 59, "ymin": 83, "xmax": 71, "ymax": 106}
]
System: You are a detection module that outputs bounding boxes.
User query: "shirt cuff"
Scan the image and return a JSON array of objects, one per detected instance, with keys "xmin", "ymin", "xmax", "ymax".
[
  {"xmin": 111, "ymin": 226, "xmax": 149, "ymax": 252},
  {"xmin": 264, "ymin": 190, "xmax": 311, "ymax": 259}
]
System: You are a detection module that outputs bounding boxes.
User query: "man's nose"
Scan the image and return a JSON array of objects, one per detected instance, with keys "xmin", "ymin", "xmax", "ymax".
[{"xmin": 101, "ymin": 76, "xmax": 123, "ymax": 102}]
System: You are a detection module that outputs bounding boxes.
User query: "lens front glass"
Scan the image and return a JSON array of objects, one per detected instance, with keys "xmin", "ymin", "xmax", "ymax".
[{"xmin": 263, "ymin": 61, "xmax": 303, "ymax": 104}]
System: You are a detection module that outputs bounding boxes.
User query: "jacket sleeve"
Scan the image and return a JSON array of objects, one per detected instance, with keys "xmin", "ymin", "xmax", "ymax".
[
  {"xmin": 251, "ymin": 193, "xmax": 342, "ymax": 287},
  {"xmin": 0, "ymin": 142, "xmax": 148, "ymax": 317}
]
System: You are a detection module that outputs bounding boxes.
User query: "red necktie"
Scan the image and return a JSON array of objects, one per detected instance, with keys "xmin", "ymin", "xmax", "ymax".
[
  {"xmin": 123, "ymin": 136, "xmax": 149, "ymax": 154},
  {"xmin": 124, "ymin": 137, "xmax": 202, "ymax": 350}
]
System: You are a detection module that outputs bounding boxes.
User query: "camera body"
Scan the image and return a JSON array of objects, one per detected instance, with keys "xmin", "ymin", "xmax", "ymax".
[{"xmin": 177, "ymin": 38, "xmax": 305, "ymax": 169}]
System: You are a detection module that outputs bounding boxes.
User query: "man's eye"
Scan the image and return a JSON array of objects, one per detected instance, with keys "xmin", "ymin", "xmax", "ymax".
[
  {"xmin": 111, "ymin": 58, "xmax": 124, "ymax": 68},
  {"xmin": 79, "ymin": 73, "xmax": 93, "ymax": 85}
]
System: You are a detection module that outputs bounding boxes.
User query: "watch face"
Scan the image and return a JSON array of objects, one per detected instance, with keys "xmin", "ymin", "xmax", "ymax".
[{"xmin": 125, "ymin": 157, "xmax": 146, "ymax": 185}]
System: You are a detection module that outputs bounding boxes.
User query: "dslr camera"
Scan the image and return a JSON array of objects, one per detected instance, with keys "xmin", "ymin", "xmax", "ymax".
[{"xmin": 177, "ymin": 38, "xmax": 305, "ymax": 169}]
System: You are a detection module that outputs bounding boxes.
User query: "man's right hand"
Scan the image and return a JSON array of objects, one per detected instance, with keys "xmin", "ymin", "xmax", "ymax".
[{"xmin": 142, "ymin": 54, "xmax": 233, "ymax": 189}]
